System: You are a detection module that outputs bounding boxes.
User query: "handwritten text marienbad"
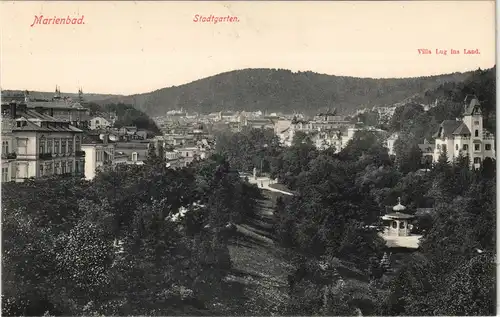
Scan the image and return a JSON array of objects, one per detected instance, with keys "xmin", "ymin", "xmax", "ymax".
[{"xmin": 31, "ymin": 15, "xmax": 85, "ymax": 27}]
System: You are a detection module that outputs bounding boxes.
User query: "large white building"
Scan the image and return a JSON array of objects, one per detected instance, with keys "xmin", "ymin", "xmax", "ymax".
[
  {"xmin": 432, "ymin": 95, "xmax": 495, "ymax": 168},
  {"xmin": 1, "ymin": 102, "xmax": 85, "ymax": 182}
]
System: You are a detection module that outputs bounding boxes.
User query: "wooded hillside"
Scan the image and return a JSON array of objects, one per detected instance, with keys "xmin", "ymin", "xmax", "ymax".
[{"xmin": 95, "ymin": 68, "xmax": 476, "ymax": 116}]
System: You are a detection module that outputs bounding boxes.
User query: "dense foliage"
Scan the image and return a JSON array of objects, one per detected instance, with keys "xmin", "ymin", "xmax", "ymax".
[
  {"xmin": 268, "ymin": 130, "xmax": 496, "ymax": 316},
  {"xmin": 95, "ymin": 68, "xmax": 473, "ymax": 116},
  {"xmin": 2, "ymin": 154, "xmax": 261, "ymax": 316},
  {"xmin": 215, "ymin": 127, "xmax": 282, "ymax": 175}
]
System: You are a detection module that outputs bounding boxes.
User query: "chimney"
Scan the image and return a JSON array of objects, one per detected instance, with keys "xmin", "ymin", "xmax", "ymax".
[
  {"xmin": 103, "ymin": 134, "xmax": 109, "ymax": 145},
  {"xmin": 9, "ymin": 102, "xmax": 16, "ymax": 119}
]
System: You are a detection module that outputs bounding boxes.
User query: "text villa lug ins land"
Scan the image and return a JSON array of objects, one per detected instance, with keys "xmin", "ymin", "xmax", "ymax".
[{"xmin": 418, "ymin": 48, "xmax": 480, "ymax": 55}]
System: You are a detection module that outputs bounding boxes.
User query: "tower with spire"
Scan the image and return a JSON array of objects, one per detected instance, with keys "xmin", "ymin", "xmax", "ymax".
[
  {"xmin": 78, "ymin": 87, "xmax": 84, "ymax": 103},
  {"xmin": 54, "ymin": 85, "xmax": 61, "ymax": 100}
]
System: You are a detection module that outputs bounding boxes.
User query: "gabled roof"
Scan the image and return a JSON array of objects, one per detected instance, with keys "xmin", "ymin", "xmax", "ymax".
[
  {"xmin": 452, "ymin": 122, "xmax": 471, "ymax": 135},
  {"xmin": 433, "ymin": 120, "xmax": 462, "ymax": 138}
]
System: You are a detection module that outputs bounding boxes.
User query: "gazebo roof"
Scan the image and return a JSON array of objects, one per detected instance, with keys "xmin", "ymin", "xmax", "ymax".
[{"xmin": 383, "ymin": 212, "xmax": 415, "ymax": 220}]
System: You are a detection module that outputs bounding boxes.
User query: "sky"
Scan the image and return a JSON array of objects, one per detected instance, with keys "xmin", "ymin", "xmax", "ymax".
[{"xmin": 0, "ymin": 1, "xmax": 496, "ymax": 95}]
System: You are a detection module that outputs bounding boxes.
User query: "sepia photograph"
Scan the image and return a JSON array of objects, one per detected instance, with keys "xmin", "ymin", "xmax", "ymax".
[{"xmin": 0, "ymin": 1, "xmax": 496, "ymax": 316}]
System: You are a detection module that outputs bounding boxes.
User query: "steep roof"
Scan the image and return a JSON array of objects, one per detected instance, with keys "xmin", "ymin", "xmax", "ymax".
[
  {"xmin": 433, "ymin": 120, "xmax": 462, "ymax": 138},
  {"xmin": 12, "ymin": 109, "xmax": 83, "ymax": 132},
  {"xmin": 463, "ymin": 96, "xmax": 482, "ymax": 116},
  {"xmin": 452, "ymin": 122, "xmax": 471, "ymax": 135}
]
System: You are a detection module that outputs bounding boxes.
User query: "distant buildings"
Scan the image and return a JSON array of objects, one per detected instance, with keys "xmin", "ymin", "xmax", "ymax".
[
  {"xmin": 89, "ymin": 112, "xmax": 116, "ymax": 130},
  {"xmin": 2, "ymin": 88, "xmax": 91, "ymax": 129},
  {"xmin": 386, "ymin": 132, "xmax": 399, "ymax": 156},
  {"xmin": 276, "ymin": 112, "xmax": 379, "ymax": 151}
]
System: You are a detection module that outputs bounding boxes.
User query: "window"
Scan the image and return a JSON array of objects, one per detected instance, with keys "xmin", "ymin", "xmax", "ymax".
[
  {"xmin": 54, "ymin": 139, "xmax": 60, "ymax": 154},
  {"xmin": 47, "ymin": 139, "xmax": 53, "ymax": 153},
  {"xmin": 96, "ymin": 120, "xmax": 100, "ymax": 124},
  {"xmin": 474, "ymin": 144, "xmax": 480, "ymax": 151},
  {"xmin": 62, "ymin": 162, "xmax": 66, "ymax": 174},
  {"xmin": 2, "ymin": 167, "xmax": 8, "ymax": 182},
  {"xmin": 475, "ymin": 130, "xmax": 479, "ymax": 137},
  {"xmin": 132, "ymin": 152, "xmax": 138, "ymax": 161},
  {"xmin": 75, "ymin": 161, "xmax": 80, "ymax": 173},
  {"xmin": 17, "ymin": 139, "xmax": 27, "ymax": 155},
  {"xmin": 39, "ymin": 138, "xmax": 46, "ymax": 154},
  {"xmin": 400, "ymin": 222, "xmax": 405, "ymax": 229},
  {"xmin": 68, "ymin": 138, "xmax": 73, "ymax": 154},
  {"xmin": 455, "ymin": 144, "xmax": 459, "ymax": 151},
  {"xmin": 75, "ymin": 137, "xmax": 81, "ymax": 151},
  {"xmin": 485, "ymin": 144, "xmax": 491, "ymax": 151},
  {"xmin": 474, "ymin": 157, "xmax": 481, "ymax": 164},
  {"xmin": 442, "ymin": 144, "xmax": 447, "ymax": 152},
  {"xmin": 40, "ymin": 164, "xmax": 44, "ymax": 177},
  {"xmin": 392, "ymin": 221, "xmax": 397, "ymax": 229},
  {"xmin": 54, "ymin": 163, "xmax": 60, "ymax": 175},
  {"xmin": 46, "ymin": 163, "xmax": 53, "ymax": 174},
  {"xmin": 463, "ymin": 144, "xmax": 468, "ymax": 151},
  {"xmin": 68, "ymin": 162, "xmax": 72, "ymax": 174},
  {"xmin": 474, "ymin": 121, "xmax": 480, "ymax": 125},
  {"xmin": 437, "ymin": 144, "xmax": 441, "ymax": 150},
  {"xmin": 2, "ymin": 141, "xmax": 8, "ymax": 154},
  {"xmin": 96, "ymin": 150, "xmax": 102, "ymax": 162},
  {"xmin": 61, "ymin": 139, "xmax": 66, "ymax": 154}
]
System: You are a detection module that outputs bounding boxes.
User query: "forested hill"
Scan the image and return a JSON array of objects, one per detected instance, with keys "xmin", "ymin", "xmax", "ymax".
[{"xmin": 95, "ymin": 68, "xmax": 475, "ymax": 116}]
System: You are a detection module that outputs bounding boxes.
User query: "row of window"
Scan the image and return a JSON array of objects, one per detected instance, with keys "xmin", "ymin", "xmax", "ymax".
[
  {"xmin": 39, "ymin": 161, "xmax": 81, "ymax": 176},
  {"xmin": 454, "ymin": 143, "xmax": 492, "ymax": 151},
  {"xmin": 39, "ymin": 137, "xmax": 81, "ymax": 154},
  {"xmin": 439, "ymin": 143, "xmax": 492, "ymax": 152}
]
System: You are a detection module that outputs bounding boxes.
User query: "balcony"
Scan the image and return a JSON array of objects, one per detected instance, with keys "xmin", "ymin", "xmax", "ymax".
[
  {"xmin": 75, "ymin": 150, "xmax": 86, "ymax": 157},
  {"xmin": 39, "ymin": 153, "xmax": 53, "ymax": 160},
  {"xmin": 1, "ymin": 152, "xmax": 17, "ymax": 160}
]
